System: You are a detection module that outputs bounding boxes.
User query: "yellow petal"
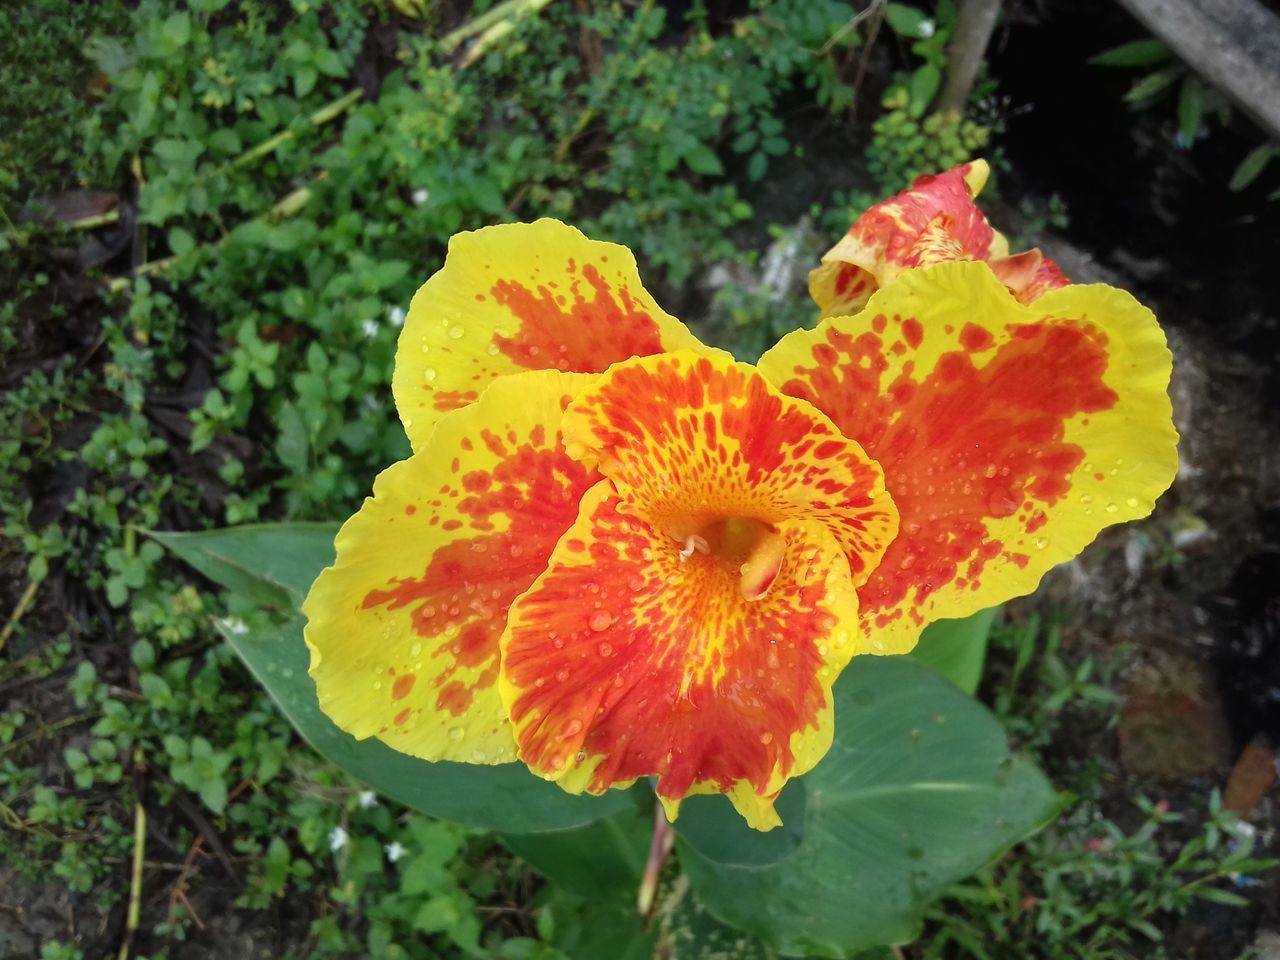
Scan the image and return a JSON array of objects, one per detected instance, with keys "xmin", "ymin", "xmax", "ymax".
[
  {"xmin": 761, "ymin": 261, "xmax": 1178, "ymax": 654},
  {"xmin": 303, "ymin": 370, "xmax": 599, "ymax": 763},
  {"xmin": 393, "ymin": 218, "xmax": 721, "ymax": 449}
]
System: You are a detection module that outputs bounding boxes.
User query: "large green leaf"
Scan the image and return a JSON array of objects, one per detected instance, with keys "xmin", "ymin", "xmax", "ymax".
[
  {"xmin": 681, "ymin": 657, "xmax": 1061, "ymax": 957},
  {"xmin": 152, "ymin": 523, "xmax": 635, "ymax": 833},
  {"xmin": 503, "ymin": 804, "xmax": 651, "ymax": 899},
  {"xmin": 908, "ymin": 606, "xmax": 999, "ymax": 694}
]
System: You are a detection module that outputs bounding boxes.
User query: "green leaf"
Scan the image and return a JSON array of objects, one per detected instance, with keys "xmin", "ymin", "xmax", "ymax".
[
  {"xmin": 162, "ymin": 12, "xmax": 191, "ymax": 47},
  {"xmin": 684, "ymin": 144, "xmax": 725, "ymax": 177},
  {"xmin": 908, "ymin": 606, "xmax": 999, "ymax": 694},
  {"xmin": 1191, "ymin": 885, "xmax": 1250, "ymax": 907},
  {"xmin": 681, "ymin": 657, "xmax": 1061, "ymax": 956},
  {"xmin": 1177, "ymin": 76, "xmax": 1204, "ymax": 148},
  {"xmin": 1089, "ymin": 39, "xmax": 1173, "ymax": 67},
  {"xmin": 908, "ymin": 63, "xmax": 942, "ymax": 112},
  {"xmin": 1124, "ymin": 67, "xmax": 1181, "ymax": 105},
  {"xmin": 884, "ymin": 3, "xmax": 930, "ymax": 38},
  {"xmin": 168, "ymin": 227, "xmax": 195, "ymax": 258},
  {"xmin": 152, "ymin": 524, "xmax": 635, "ymax": 832},
  {"xmin": 675, "ymin": 777, "xmax": 806, "ymax": 867},
  {"xmin": 503, "ymin": 805, "xmax": 650, "ymax": 898},
  {"xmin": 1229, "ymin": 143, "xmax": 1279, "ymax": 191},
  {"xmin": 274, "ymin": 401, "xmax": 310, "ymax": 475}
]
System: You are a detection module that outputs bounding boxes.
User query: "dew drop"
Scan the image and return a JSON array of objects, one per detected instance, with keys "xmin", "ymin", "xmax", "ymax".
[
  {"xmin": 565, "ymin": 719, "xmax": 583, "ymax": 736},
  {"xmin": 556, "ymin": 669, "xmax": 570, "ymax": 682},
  {"xmin": 759, "ymin": 732, "xmax": 773, "ymax": 745},
  {"xmin": 486, "ymin": 343, "xmax": 500, "ymax": 356},
  {"xmin": 447, "ymin": 325, "xmax": 464, "ymax": 339},
  {"xmin": 598, "ymin": 641, "xmax": 613, "ymax": 657},
  {"xmin": 1079, "ymin": 494, "xmax": 1094, "ymax": 505},
  {"xmin": 423, "ymin": 367, "xmax": 437, "ymax": 383},
  {"xmin": 1125, "ymin": 496, "xmax": 1140, "ymax": 508},
  {"xmin": 1105, "ymin": 502, "xmax": 1119, "ymax": 514},
  {"xmin": 409, "ymin": 642, "xmax": 423, "ymax": 658},
  {"xmin": 448, "ymin": 727, "xmax": 464, "ymax": 741},
  {"xmin": 552, "ymin": 637, "xmax": 565, "ymax": 650},
  {"xmin": 589, "ymin": 611, "xmax": 613, "ymax": 632},
  {"xmin": 1033, "ymin": 536, "xmax": 1050, "ymax": 550},
  {"xmin": 471, "ymin": 748, "xmax": 486, "ymax": 762},
  {"xmin": 373, "ymin": 680, "xmax": 383, "ymax": 691}
]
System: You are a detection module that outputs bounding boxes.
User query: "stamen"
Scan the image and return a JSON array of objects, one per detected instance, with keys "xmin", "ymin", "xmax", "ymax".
[{"xmin": 678, "ymin": 534, "xmax": 711, "ymax": 561}]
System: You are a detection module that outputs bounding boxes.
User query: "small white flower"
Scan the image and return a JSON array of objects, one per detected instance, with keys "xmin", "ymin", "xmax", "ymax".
[
  {"xmin": 388, "ymin": 305, "xmax": 406, "ymax": 327},
  {"xmin": 918, "ymin": 18, "xmax": 936, "ymax": 37},
  {"xmin": 412, "ymin": 188, "xmax": 430, "ymax": 206},
  {"xmin": 358, "ymin": 789, "xmax": 378, "ymax": 810},
  {"xmin": 328, "ymin": 825, "xmax": 348, "ymax": 852},
  {"xmin": 385, "ymin": 841, "xmax": 406, "ymax": 863},
  {"xmin": 361, "ymin": 318, "xmax": 380, "ymax": 339}
]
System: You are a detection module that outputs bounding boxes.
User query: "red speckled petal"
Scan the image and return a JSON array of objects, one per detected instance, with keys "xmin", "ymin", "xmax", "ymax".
[
  {"xmin": 499, "ymin": 482, "xmax": 861, "ymax": 831},
  {"xmin": 302, "ymin": 371, "xmax": 599, "ymax": 763},
  {"xmin": 761, "ymin": 261, "xmax": 1178, "ymax": 654},
  {"xmin": 560, "ymin": 351, "xmax": 899, "ymax": 588},
  {"xmin": 810, "ymin": 160, "xmax": 1004, "ymax": 318},
  {"xmin": 393, "ymin": 219, "xmax": 724, "ymax": 449}
]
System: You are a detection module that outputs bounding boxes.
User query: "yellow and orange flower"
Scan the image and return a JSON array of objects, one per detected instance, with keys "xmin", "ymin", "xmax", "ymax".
[
  {"xmin": 810, "ymin": 159, "xmax": 1070, "ymax": 318},
  {"xmin": 303, "ymin": 215, "xmax": 1177, "ymax": 831}
]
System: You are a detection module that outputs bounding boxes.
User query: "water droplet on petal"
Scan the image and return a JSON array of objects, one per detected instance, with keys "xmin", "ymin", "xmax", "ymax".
[
  {"xmin": 448, "ymin": 325, "xmax": 464, "ymax": 339},
  {"xmin": 1033, "ymin": 537, "xmax": 1050, "ymax": 550},
  {"xmin": 409, "ymin": 642, "xmax": 423, "ymax": 657},
  {"xmin": 423, "ymin": 367, "xmax": 437, "ymax": 383},
  {"xmin": 449, "ymin": 727, "xmax": 464, "ymax": 741},
  {"xmin": 759, "ymin": 732, "xmax": 773, "ymax": 745},
  {"xmin": 565, "ymin": 719, "xmax": 583, "ymax": 736},
  {"xmin": 589, "ymin": 611, "xmax": 613, "ymax": 632}
]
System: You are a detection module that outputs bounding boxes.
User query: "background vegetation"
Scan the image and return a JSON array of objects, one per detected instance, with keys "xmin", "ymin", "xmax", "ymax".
[{"xmin": 2, "ymin": 1, "xmax": 1278, "ymax": 958}]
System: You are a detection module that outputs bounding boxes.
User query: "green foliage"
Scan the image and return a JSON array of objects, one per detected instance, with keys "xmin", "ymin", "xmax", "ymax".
[
  {"xmin": 1092, "ymin": 34, "xmax": 1280, "ymax": 197},
  {"xmin": 154, "ymin": 521, "xmax": 1059, "ymax": 954},
  {"xmin": 914, "ymin": 618, "xmax": 1279, "ymax": 958},
  {"xmin": 864, "ymin": 0, "xmax": 993, "ymax": 195}
]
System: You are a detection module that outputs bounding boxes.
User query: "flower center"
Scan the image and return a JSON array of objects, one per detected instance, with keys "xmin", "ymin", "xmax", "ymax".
[{"xmin": 676, "ymin": 516, "xmax": 785, "ymax": 602}]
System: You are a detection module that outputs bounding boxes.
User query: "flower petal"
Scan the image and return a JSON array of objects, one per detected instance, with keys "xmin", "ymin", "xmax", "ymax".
[
  {"xmin": 498, "ymin": 482, "xmax": 860, "ymax": 830},
  {"xmin": 560, "ymin": 351, "xmax": 899, "ymax": 587},
  {"xmin": 760, "ymin": 261, "xmax": 1178, "ymax": 654},
  {"xmin": 303, "ymin": 370, "xmax": 599, "ymax": 763},
  {"xmin": 810, "ymin": 160, "xmax": 1004, "ymax": 318},
  {"xmin": 393, "ymin": 219, "xmax": 720, "ymax": 449}
]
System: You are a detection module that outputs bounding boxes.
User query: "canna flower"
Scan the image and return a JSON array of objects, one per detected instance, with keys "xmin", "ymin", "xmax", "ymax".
[
  {"xmin": 810, "ymin": 159, "xmax": 1070, "ymax": 319},
  {"xmin": 303, "ymin": 216, "xmax": 1177, "ymax": 830}
]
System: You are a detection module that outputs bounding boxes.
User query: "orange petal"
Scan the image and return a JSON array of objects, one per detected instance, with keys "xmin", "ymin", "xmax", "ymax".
[
  {"xmin": 761, "ymin": 261, "xmax": 1178, "ymax": 654},
  {"xmin": 302, "ymin": 371, "xmax": 599, "ymax": 763},
  {"xmin": 560, "ymin": 351, "xmax": 899, "ymax": 588},
  {"xmin": 393, "ymin": 219, "xmax": 722, "ymax": 449},
  {"xmin": 810, "ymin": 160, "xmax": 1005, "ymax": 318},
  {"xmin": 498, "ymin": 482, "xmax": 861, "ymax": 831}
]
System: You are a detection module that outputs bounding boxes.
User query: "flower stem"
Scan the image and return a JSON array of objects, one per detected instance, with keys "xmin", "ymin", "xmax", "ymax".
[{"xmin": 637, "ymin": 800, "xmax": 675, "ymax": 920}]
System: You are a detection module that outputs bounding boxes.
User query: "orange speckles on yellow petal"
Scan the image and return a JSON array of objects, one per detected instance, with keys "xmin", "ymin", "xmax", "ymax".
[
  {"xmin": 302, "ymin": 370, "xmax": 599, "ymax": 764},
  {"xmin": 760, "ymin": 261, "xmax": 1178, "ymax": 655},
  {"xmin": 498, "ymin": 483, "xmax": 860, "ymax": 830},
  {"xmin": 560, "ymin": 351, "xmax": 899, "ymax": 588},
  {"xmin": 810, "ymin": 160, "xmax": 1071, "ymax": 318},
  {"xmin": 392, "ymin": 219, "xmax": 725, "ymax": 449}
]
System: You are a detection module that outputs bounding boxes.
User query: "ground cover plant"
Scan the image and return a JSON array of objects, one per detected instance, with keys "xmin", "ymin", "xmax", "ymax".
[{"xmin": 3, "ymin": 1, "xmax": 1280, "ymax": 958}]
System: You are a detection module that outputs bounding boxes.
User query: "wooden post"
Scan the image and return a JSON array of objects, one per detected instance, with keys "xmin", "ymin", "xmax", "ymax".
[
  {"xmin": 1114, "ymin": 0, "xmax": 1280, "ymax": 143},
  {"xmin": 936, "ymin": 0, "xmax": 1002, "ymax": 116}
]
